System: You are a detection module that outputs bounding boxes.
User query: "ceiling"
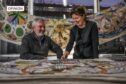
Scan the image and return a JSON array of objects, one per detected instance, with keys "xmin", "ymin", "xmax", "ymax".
[
  {"xmin": 3, "ymin": 0, "xmax": 124, "ymax": 7},
  {"xmin": 34, "ymin": 0, "xmax": 124, "ymax": 7}
]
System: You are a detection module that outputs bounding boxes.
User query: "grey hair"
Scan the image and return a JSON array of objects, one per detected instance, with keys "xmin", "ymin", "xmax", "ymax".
[{"xmin": 32, "ymin": 18, "xmax": 45, "ymax": 28}]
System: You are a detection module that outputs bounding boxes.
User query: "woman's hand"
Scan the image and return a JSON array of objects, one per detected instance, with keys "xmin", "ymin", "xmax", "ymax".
[{"xmin": 61, "ymin": 51, "xmax": 70, "ymax": 60}]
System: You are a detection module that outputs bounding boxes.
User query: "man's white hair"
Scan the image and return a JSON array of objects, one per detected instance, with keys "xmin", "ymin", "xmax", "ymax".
[{"xmin": 32, "ymin": 18, "xmax": 45, "ymax": 28}]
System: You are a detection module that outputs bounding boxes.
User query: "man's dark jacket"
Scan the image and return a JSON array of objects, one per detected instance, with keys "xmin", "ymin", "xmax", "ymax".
[{"xmin": 20, "ymin": 32, "xmax": 63, "ymax": 60}]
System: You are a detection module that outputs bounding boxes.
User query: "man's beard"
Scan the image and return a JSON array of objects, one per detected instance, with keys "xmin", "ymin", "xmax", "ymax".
[
  {"xmin": 37, "ymin": 32, "xmax": 44, "ymax": 37},
  {"xmin": 35, "ymin": 31, "xmax": 44, "ymax": 37}
]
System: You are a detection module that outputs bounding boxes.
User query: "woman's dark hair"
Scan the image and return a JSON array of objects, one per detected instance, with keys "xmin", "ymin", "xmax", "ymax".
[{"xmin": 70, "ymin": 6, "xmax": 87, "ymax": 20}]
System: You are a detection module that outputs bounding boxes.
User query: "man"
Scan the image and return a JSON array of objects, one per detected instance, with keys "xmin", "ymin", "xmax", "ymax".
[{"xmin": 20, "ymin": 18, "xmax": 63, "ymax": 60}]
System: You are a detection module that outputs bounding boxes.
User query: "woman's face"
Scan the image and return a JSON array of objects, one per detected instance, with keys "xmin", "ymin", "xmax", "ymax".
[{"xmin": 72, "ymin": 14, "xmax": 85, "ymax": 28}]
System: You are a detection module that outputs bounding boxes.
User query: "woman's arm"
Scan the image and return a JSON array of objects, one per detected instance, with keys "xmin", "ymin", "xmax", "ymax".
[{"xmin": 91, "ymin": 22, "xmax": 99, "ymax": 58}]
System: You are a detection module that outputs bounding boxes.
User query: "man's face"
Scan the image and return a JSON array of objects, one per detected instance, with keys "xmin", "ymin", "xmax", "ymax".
[{"xmin": 33, "ymin": 21, "xmax": 45, "ymax": 37}]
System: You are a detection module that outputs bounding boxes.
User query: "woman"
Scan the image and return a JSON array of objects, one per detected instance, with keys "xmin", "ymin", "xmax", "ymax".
[{"xmin": 62, "ymin": 6, "xmax": 99, "ymax": 59}]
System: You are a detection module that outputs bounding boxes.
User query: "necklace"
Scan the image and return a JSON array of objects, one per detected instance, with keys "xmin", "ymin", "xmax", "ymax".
[
  {"xmin": 78, "ymin": 23, "xmax": 86, "ymax": 28},
  {"xmin": 79, "ymin": 21, "xmax": 86, "ymax": 28}
]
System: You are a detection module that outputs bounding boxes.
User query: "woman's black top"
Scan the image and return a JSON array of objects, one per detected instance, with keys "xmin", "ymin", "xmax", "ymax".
[{"xmin": 66, "ymin": 20, "xmax": 99, "ymax": 59}]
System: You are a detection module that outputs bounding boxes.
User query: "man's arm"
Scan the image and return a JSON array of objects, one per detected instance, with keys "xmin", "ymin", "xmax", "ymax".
[
  {"xmin": 49, "ymin": 38, "xmax": 63, "ymax": 59},
  {"xmin": 20, "ymin": 37, "xmax": 43, "ymax": 60}
]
